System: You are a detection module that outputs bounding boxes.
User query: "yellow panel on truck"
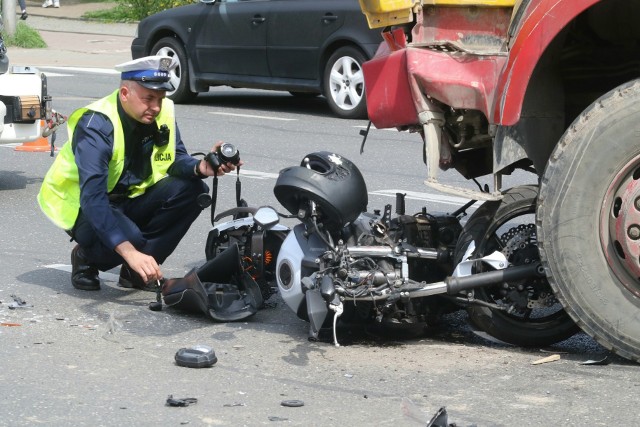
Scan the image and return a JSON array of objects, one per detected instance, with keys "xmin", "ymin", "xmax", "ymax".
[{"xmin": 359, "ymin": 0, "xmax": 518, "ymax": 29}]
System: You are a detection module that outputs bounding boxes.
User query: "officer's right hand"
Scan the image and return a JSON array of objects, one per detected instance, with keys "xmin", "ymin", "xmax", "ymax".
[{"xmin": 115, "ymin": 241, "xmax": 163, "ymax": 283}]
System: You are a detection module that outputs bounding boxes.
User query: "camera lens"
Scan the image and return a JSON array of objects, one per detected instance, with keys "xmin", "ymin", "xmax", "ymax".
[{"xmin": 218, "ymin": 143, "xmax": 240, "ymax": 165}]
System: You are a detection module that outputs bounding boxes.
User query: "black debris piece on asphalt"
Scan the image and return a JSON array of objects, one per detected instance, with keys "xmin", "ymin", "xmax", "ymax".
[
  {"xmin": 427, "ymin": 406, "xmax": 451, "ymax": 427},
  {"xmin": 166, "ymin": 395, "xmax": 198, "ymax": 407},
  {"xmin": 281, "ymin": 399, "xmax": 304, "ymax": 407},
  {"xmin": 175, "ymin": 345, "xmax": 217, "ymax": 368},
  {"xmin": 580, "ymin": 356, "xmax": 610, "ymax": 366},
  {"xmin": 426, "ymin": 406, "xmax": 478, "ymax": 427}
]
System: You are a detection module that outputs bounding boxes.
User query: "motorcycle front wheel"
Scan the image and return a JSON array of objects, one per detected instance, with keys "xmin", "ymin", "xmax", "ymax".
[{"xmin": 454, "ymin": 185, "xmax": 580, "ymax": 347}]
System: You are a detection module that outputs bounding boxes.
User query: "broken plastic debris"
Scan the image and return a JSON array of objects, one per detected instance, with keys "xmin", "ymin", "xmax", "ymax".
[
  {"xmin": 166, "ymin": 395, "xmax": 198, "ymax": 407},
  {"xmin": 268, "ymin": 416, "xmax": 288, "ymax": 421},
  {"xmin": 223, "ymin": 403, "xmax": 246, "ymax": 407},
  {"xmin": 427, "ymin": 406, "xmax": 450, "ymax": 427},
  {"xmin": 8, "ymin": 294, "xmax": 32, "ymax": 309},
  {"xmin": 532, "ymin": 354, "xmax": 561, "ymax": 365},
  {"xmin": 402, "ymin": 399, "xmax": 469, "ymax": 427},
  {"xmin": 580, "ymin": 356, "xmax": 610, "ymax": 366}
]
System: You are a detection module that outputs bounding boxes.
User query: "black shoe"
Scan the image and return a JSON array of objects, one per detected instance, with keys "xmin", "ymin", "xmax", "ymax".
[
  {"xmin": 20, "ymin": 11, "xmax": 28, "ymax": 20},
  {"xmin": 118, "ymin": 263, "xmax": 159, "ymax": 292},
  {"xmin": 71, "ymin": 245, "xmax": 100, "ymax": 290}
]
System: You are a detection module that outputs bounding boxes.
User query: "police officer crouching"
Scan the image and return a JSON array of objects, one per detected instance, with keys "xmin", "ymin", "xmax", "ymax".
[{"xmin": 38, "ymin": 56, "xmax": 239, "ymax": 291}]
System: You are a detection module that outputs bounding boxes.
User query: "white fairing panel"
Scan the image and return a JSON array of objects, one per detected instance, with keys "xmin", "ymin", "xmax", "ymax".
[{"xmin": 276, "ymin": 231, "xmax": 305, "ymax": 313}]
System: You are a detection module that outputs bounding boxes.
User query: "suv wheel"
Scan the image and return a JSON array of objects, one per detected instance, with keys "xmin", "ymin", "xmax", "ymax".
[
  {"xmin": 323, "ymin": 46, "xmax": 368, "ymax": 119},
  {"xmin": 151, "ymin": 36, "xmax": 198, "ymax": 104}
]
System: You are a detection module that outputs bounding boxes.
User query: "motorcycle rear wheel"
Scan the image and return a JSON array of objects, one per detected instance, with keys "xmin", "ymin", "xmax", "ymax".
[{"xmin": 454, "ymin": 185, "xmax": 579, "ymax": 347}]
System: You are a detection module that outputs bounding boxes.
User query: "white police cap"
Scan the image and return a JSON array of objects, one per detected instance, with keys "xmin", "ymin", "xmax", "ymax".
[{"xmin": 115, "ymin": 55, "xmax": 177, "ymax": 91}]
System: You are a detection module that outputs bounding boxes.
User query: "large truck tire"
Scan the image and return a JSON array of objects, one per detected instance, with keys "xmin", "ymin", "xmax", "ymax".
[
  {"xmin": 538, "ymin": 79, "xmax": 640, "ymax": 362},
  {"xmin": 455, "ymin": 185, "xmax": 579, "ymax": 347}
]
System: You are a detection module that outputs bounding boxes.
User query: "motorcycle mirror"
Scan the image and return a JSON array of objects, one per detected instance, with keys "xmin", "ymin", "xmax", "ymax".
[{"xmin": 254, "ymin": 207, "xmax": 279, "ymax": 229}]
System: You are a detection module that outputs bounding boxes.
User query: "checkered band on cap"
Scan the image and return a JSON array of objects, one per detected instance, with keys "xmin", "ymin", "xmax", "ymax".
[
  {"xmin": 121, "ymin": 69, "xmax": 170, "ymax": 82},
  {"xmin": 115, "ymin": 56, "xmax": 176, "ymax": 82}
]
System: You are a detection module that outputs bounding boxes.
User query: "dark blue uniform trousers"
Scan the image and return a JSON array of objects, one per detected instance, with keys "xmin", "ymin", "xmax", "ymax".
[{"xmin": 72, "ymin": 176, "xmax": 208, "ymax": 271}]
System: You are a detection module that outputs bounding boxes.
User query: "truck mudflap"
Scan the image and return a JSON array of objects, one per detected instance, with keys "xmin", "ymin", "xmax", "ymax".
[{"xmin": 362, "ymin": 38, "xmax": 418, "ymax": 129}]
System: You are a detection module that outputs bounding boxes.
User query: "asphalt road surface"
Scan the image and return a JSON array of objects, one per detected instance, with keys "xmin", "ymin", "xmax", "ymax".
[{"xmin": 0, "ymin": 68, "xmax": 637, "ymax": 427}]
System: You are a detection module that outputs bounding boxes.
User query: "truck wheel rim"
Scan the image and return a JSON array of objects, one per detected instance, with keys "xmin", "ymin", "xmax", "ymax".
[
  {"xmin": 328, "ymin": 56, "xmax": 364, "ymax": 112},
  {"xmin": 600, "ymin": 152, "xmax": 640, "ymax": 296}
]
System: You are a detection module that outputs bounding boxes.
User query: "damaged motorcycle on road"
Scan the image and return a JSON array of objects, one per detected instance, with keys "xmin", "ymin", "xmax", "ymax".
[{"xmin": 162, "ymin": 151, "xmax": 578, "ymax": 347}]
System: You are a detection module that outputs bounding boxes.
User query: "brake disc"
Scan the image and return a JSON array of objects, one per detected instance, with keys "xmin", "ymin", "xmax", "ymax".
[{"xmin": 498, "ymin": 224, "xmax": 558, "ymax": 311}]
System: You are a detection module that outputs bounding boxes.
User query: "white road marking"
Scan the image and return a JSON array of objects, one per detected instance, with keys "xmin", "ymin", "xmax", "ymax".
[
  {"xmin": 41, "ymin": 67, "xmax": 118, "ymax": 75},
  {"xmin": 369, "ymin": 189, "xmax": 479, "ymax": 207},
  {"xmin": 232, "ymin": 170, "xmax": 478, "ymax": 208},
  {"xmin": 353, "ymin": 125, "xmax": 404, "ymax": 132},
  {"xmin": 42, "ymin": 187, "xmax": 474, "ymax": 279},
  {"xmin": 239, "ymin": 169, "xmax": 280, "ymax": 180},
  {"xmin": 208, "ymin": 111, "xmax": 296, "ymax": 121}
]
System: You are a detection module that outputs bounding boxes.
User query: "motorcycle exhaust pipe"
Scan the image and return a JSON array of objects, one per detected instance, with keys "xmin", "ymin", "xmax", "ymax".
[{"xmin": 405, "ymin": 263, "xmax": 545, "ymax": 298}]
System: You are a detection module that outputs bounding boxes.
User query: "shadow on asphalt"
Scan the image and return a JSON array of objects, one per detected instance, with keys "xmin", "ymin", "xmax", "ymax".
[
  {"xmin": 15, "ymin": 267, "xmax": 630, "ymax": 366},
  {"xmin": 0, "ymin": 170, "xmax": 43, "ymax": 191},
  {"xmin": 191, "ymin": 90, "xmax": 339, "ymax": 120}
]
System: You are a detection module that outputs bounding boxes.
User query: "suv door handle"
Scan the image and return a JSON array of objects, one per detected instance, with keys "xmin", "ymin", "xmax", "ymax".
[
  {"xmin": 252, "ymin": 15, "xmax": 266, "ymax": 25},
  {"xmin": 322, "ymin": 14, "xmax": 338, "ymax": 23}
]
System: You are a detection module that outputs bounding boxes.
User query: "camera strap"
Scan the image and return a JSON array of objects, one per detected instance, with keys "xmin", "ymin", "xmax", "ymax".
[
  {"xmin": 235, "ymin": 166, "xmax": 241, "ymax": 207},
  {"xmin": 210, "ymin": 173, "xmax": 219, "ymax": 226},
  {"xmin": 208, "ymin": 166, "xmax": 242, "ymax": 226}
]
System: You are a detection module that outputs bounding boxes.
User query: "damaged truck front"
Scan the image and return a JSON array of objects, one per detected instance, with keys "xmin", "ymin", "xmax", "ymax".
[{"xmin": 360, "ymin": 0, "xmax": 640, "ymax": 361}]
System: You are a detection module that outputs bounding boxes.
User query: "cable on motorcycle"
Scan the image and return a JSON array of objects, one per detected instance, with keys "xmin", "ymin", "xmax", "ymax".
[
  {"xmin": 359, "ymin": 120, "xmax": 372, "ymax": 154},
  {"xmin": 450, "ymin": 199, "xmax": 477, "ymax": 219},
  {"xmin": 310, "ymin": 216, "xmax": 337, "ymax": 255}
]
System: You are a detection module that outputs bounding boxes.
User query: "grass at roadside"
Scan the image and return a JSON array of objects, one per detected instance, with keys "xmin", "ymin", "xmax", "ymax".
[
  {"xmin": 83, "ymin": 0, "xmax": 195, "ymax": 22},
  {"xmin": 2, "ymin": 22, "xmax": 46, "ymax": 48},
  {"xmin": 83, "ymin": 3, "xmax": 138, "ymax": 23}
]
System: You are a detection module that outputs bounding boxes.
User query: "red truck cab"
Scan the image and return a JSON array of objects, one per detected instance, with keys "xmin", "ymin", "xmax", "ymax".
[{"xmin": 361, "ymin": 0, "xmax": 640, "ymax": 362}]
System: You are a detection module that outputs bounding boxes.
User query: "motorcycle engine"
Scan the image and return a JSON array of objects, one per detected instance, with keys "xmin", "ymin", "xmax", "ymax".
[{"xmin": 344, "ymin": 209, "xmax": 461, "ymax": 284}]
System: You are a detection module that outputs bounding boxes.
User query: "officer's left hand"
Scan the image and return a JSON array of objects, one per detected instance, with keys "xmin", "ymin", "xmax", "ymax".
[{"xmin": 197, "ymin": 141, "xmax": 244, "ymax": 177}]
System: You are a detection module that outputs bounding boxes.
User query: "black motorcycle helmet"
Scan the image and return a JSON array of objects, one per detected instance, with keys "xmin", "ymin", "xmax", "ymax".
[{"xmin": 274, "ymin": 152, "xmax": 368, "ymax": 231}]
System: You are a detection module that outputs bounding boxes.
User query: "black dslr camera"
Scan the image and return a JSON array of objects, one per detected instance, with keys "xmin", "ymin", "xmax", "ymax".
[{"xmin": 205, "ymin": 143, "xmax": 241, "ymax": 172}]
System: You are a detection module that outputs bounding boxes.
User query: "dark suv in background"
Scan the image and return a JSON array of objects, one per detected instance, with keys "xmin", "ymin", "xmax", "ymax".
[{"xmin": 131, "ymin": 0, "xmax": 383, "ymax": 119}]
